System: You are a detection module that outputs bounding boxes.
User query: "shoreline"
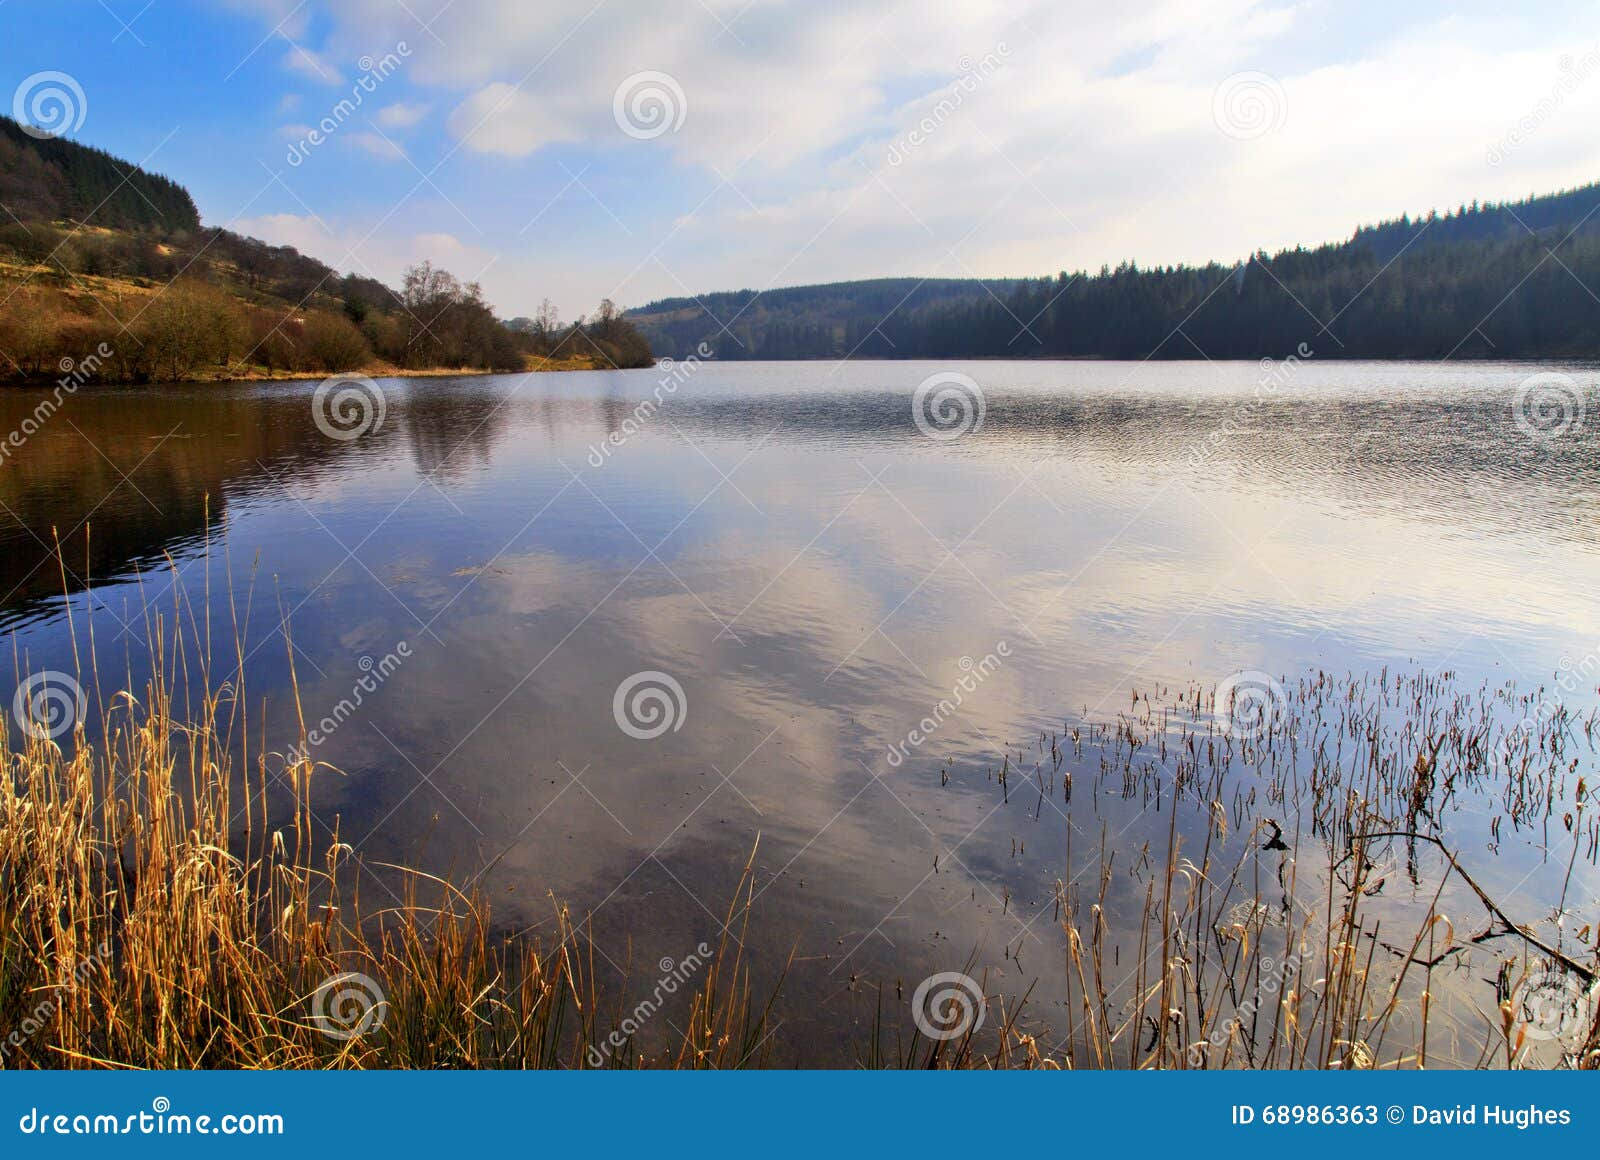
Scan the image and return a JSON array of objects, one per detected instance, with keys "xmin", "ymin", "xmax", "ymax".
[
  {"xmin": 11, "ymin": 351, "xmax": 1593, "ymax": 390},
  {"xmin": 3, "ymin": 644, "xmax": 1592, "ymax": 1068},
  {"xmin": 0, "ymin": 353, "xmax": 629, "ymax": 390},
  {"xmin": 626, "ymin": 351, "xmax": 1600, "ymax": 365}
]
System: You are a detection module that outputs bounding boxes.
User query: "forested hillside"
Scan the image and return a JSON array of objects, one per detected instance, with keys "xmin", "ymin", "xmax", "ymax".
[
  {"xmin": 0, "ymin": 115, "xmax": 199, "ymax": 232},
  {"xmin": 629, "ymin": 184, "xmax": 1600, "ymax": 361},
  {"xmin": 629, "ymin": 277, "xmax": 1023, "ymax": 361},
  {"xmin": 0, "ymin": 117, "xmax": 652, "ymax": 382}
]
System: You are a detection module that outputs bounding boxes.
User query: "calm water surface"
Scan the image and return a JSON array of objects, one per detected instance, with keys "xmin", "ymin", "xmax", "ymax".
[{"xmin": 3, "ymin": 360, "xmax": 1597, "ymax": 1062}]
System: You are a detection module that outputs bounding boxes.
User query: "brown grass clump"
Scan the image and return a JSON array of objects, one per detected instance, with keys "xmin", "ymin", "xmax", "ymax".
[{"xmin": 0, "ymin": 610, "xmax": 776, "ymax": 1069}]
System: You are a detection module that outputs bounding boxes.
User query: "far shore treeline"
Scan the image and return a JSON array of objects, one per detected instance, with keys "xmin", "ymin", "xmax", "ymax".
[
  {"xmin": 0, "ymin": 115, "xmax": 653, "ymax": 384},
  {"xmin": 630, "ymin": 182, "xmax": 1600, "ymax": 361}
]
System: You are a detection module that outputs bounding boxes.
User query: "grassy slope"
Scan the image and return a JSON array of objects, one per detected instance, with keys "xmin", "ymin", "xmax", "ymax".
[{"xmin": 0, "ymin": 251, "xmax": 616, "ymax": 383}]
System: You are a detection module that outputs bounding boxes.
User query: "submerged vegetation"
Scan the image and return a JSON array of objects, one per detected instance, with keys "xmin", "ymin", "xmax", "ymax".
[
  {"xmin": 4, "ymin": 577, "xmax": 1595, "ymax": 1069},
  {"xmin": 1020, "ymin": 671, "xmax": 1600, "ymax": 1069}
]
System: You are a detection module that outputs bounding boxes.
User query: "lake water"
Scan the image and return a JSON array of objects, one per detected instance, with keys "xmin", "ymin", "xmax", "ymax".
[{"xmin": 3, "ymin": 359, "xmax": 1597, "ymax": 1065}]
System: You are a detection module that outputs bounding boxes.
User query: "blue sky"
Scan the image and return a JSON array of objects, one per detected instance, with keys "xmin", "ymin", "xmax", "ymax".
[{"xmin": 7, "ymin": 1, "xmax": 1600, "ymax": 320}]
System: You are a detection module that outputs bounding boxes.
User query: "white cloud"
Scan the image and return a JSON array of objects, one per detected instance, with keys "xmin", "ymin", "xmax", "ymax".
[
  {"xmin": 374, "ymin": 100, "xmax": 431, "ymax": 128},
  {"xmin": 587, "ymin": 9, "xmax": 1600, "ymax": 299},
  {"xmin": 280, "ymin": 43, "xmax": 342, "ymax": 84},
  {"xmin": 349, "ymin": 131, "xmax": 407, "ymax": 160},
  {"xmin": 446, "ymin": 83, "xmax": 583, "ymax": 156},
  {"xmin": 224, "ymin": 1, "xmax": 1600, "ymax": 316}
]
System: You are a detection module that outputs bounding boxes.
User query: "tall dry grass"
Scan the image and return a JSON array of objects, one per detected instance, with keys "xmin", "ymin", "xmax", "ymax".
[
  {"xmin": 3, "ymin": 568, "xmax": 1594, "ymax": 1068},
  {"xmin": 0, "ymin": 605, "xmax": 777, "ymax": 1068}
]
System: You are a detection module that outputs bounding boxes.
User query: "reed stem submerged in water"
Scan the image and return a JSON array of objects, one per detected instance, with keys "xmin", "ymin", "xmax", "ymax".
[{"xmin": 2, "ymin": 550, "xmax": 1595, "ymax": 1068}]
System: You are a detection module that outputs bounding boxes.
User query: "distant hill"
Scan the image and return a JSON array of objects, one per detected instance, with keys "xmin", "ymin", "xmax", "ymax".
[
  {"xmin": 629, "ymin": 183, "xmax": 1600, "ymax": 360},
  {"xmin": 629, "ymin": 277, "xmax": 1024, "ymax": 360}
]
